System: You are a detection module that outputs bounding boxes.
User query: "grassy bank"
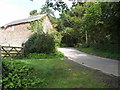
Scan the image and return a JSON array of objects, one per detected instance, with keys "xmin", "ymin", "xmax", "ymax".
[
  {"xmin": 2, "ymin": 51, "xmax": 119, "ymax": 88},
  {"xmin": 77, "ymin": 47, "xmax": 120, "ymax": 60}
]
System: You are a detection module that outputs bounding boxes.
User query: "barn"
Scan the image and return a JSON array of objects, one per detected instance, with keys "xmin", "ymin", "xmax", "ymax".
[{"xmin": 0, "ymin": 14, "xmax": 53, "ymax": 47}]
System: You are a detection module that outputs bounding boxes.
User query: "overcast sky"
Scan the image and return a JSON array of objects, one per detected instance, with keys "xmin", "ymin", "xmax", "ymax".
[
  {"xmin": 0, "ymin": 0, "xmax": 73, "ymax": 27},
  {"xmin": 0, "ymin": 0, "xmax": 46, "ymax": 26}
]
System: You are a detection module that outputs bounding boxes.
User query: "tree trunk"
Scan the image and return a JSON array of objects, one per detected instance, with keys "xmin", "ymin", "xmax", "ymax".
[{"xmin": 85, "ymin": 30, "xmax": 88, "ymax": 44}]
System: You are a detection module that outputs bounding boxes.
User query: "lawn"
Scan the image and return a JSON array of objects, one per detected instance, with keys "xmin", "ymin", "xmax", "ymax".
[
  {"xmin": 2, "ymin": 51, "xmax": 119, "ymax": 88},
  {"xmin": 20, "ymin": 59, "xmax": 106, "ymax": 88}
]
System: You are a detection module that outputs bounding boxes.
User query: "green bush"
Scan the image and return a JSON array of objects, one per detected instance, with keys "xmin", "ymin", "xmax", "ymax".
[
  {"xmin": 61, "ymin": 35, "xmax": 77, "ymax": 47},
  {"xmin": 53, "ymin": 32, "xmax": 62, "ymax": 47},
  {"xmin": 24, "ymin": 33, "xmax": 56, "ymax": 55},
  {"xmin": 2, "ymin": 59, "xmax": 45, "ymax": 88},
  {"xmin": 60, "ymin": 27, "xmax": 82, "ymax": 47},
  {"xmin": 78, "ymin": 43, "xmax": 90, "ymax": 48},
  {"xmin": 91, "ymin": 43, "xmax": 119, "ymax": 54},
  {"xmin": 79, "ymin": 43, "xmax": 119, "ymax": 54}
]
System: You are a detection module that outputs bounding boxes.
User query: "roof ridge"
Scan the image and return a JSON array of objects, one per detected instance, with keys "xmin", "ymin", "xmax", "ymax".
[{"xmin": 3, "ymin": 14, "xmax": 46, "ymax": 28}]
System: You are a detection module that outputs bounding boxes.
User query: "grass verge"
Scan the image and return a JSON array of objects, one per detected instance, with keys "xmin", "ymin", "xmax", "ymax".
[
  {"xmin": 77, "ymin": 47, "xmax": 120, "ymax": 60},
  {"xmin": 2, "ymin": 51, "xmax": 119, "ymax": 88}
]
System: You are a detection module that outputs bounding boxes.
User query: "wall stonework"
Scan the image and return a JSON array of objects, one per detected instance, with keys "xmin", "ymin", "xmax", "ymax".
[
  {"xmin": 42, "ymin": 16, "xmax": 53, "ymax": 33},
  {"xmin": 0, "ymin": 23, "xmax": 33, "ymax": 47}
]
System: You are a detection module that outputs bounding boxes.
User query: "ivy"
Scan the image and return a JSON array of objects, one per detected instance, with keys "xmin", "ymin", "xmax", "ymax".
[{"xmin": 29, "ymin": 18, "xmax": 44, "ymax": 34}]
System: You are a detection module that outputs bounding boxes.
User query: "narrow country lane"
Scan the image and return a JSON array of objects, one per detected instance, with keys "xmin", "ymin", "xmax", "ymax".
[{"xmin": 58, "ymin": 48, "xmax": 120, "ymax": 77}]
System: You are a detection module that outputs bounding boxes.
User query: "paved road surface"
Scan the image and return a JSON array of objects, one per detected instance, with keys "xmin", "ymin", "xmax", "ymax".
[{"xmin": 58, "ymin": 48, "xmax": 120, "ymax": 76}]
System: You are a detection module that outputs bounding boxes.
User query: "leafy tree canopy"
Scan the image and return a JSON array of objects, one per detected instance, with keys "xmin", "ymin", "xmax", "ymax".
[
  {"xmin": 45, "ymin": 0, "xmax": 69, "ymax": 12},
  {"xmin": 40, "ymin": 4, "xmax": 55, "ymax": 17}
]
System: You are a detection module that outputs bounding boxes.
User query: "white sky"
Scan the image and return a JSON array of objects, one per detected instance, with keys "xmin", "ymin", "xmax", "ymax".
[
  {"xmin": 0, "ymin": 0, "xmax": 72, "ymax": 27},
  {"xmin": 0, "ymin": 0, "xmax": 119, "ymax": 26},
  {"xmin": 0, "ymin": 0, "xmax": 45, "ymax": 26}
]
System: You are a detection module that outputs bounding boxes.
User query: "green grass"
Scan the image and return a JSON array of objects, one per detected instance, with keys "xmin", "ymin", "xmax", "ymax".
[
  {"xmin": 3, "ymin": 51, "xmax": 108, "ymax": 88},
  {"xmin": 12, "ymin": 58, "xmax": 106, "ymax": 88},
  {"xmin": 77, "ymin": 47, "xmax": 120, "ymax": 60},
  {"xmin": 26, "ymin": 50, "xmax": 64, "ymax": 59}
]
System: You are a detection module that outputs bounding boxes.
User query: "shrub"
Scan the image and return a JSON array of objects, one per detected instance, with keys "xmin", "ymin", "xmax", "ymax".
[
  {"xmin": 53, "ymin": 32, "xmax": 62, "ymax": 47},
  {"xmin": 61, "ymin": 34, "xmax": 77, "ymax": 47},
  {"xmin": 60, "ymin": 27, "xmax": 81, "ymax": 47},
  {"xmin": 91, "ymin": 43, "xmax": 119, "ymax": 54},
  {"xmin": 2, "ymin": 59, "xmax": 45, "ymax": 88},
  {"xmin": 24, "ymin": 33, "xmax": 56, "ymax": 55},
  {"xmin": 79, "ymin": 43, "xmax": 90, "ymax": 48}
]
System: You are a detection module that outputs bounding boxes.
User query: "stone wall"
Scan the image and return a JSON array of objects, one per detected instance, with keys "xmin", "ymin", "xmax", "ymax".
[
  {"xmin": 0, "ymin": 23, "xmax": 33, "ymax": 47},
  {"xmin": 42, "ymin": 16, "xmax": 53, "ymax": 33}
]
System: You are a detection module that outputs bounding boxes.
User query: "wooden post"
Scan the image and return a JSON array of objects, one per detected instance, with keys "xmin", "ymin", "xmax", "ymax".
[
  {"xmin": 0, "ymin": 45, "xmax": 2, "ymax": 89},
  {"xmin": 22, "ymin": 43, "xmax": 25, "ymax": 58},
  {"xmin": 0, "ymin": 45, "xmax": 1, "ymax": 59}
]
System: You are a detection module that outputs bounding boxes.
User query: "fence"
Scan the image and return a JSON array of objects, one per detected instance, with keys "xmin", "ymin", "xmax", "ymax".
[{"xmin": 0, "ymin": 45, "xmax": 24, "ymax": 59}]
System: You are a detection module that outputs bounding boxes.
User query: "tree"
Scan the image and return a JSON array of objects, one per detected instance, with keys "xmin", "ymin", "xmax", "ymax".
[
  {"xmin": 45, "ymin": 0, "xmax": 69, "ymax": 13},
  {"xmin": 57, "ymin": 2, "xmax": 120, "ymax": 47},
  {"xmin": 40, "ymin": 4, "xmax": 55, "ymax": 17},
  {"xmin": 29, "ymin": 10, "xmax": 37, "ymax": 16}
]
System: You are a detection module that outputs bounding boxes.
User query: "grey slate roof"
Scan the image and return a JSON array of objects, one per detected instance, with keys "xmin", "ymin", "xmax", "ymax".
[{"xmin": 4, "ymin": 14, "xmax": 46, "ymax": 28}]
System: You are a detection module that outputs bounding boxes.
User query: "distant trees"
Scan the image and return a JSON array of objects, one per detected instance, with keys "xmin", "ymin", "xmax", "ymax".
[
  {"xmin": 45, "ymin": 0, "xmax": 69, "ymax": 12},
  {"xmin": 40, "ymin": 4, "xmax": 55, "ymax": 17},
  {"xmin": 56, "ymin": 2, "xmax": 120, "ymax": 53}
]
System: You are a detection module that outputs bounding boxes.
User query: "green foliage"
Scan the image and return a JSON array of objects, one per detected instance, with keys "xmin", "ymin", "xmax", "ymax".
[
  {"xmin": 29, "ymin": 19, "xmax": 43, "ymax": 33},
  {"xmin": 26, "ymin": 50, "xmax": 64, "ymax": 59},
  {"xmin": 2, "ymin": 52, "xmax": 115, "ymax": 88},
  {"xmin": 46, "ymin": 1, "xmax": 69, "ymax": 12},
  {"xmin": 77, "ymin": 43, "xmax": 90, "ymax": 48},
  {"xmin": 78, "ymin": 45, "xmax": 120, "ymax": 60},
  {"xmin": 91, "ymin": 43, "xmax": 119, "ymax": 54},
  {"xmin": 2, "ymin": 59, "xmax": 45, "ymax": 88},
  {"xmin": 49, "ymin": 16, "xmax": 58, "ymax": 25},
  {"xmin": 24, "ymin": 33, "xmax": 56, "ymax": 55},
  {"xmin": 78, "ymin": 43, "xmax": 119, "ymax": 54},
  {"xmin": 25, "ymin": 16, "xmax": 62, "ymax": 54},
  {"xmin": 29, "ymin": 10, "xmax": 37, "ymax": 15},
  {"xmin": 55, "ymin": 2, "xmax": 120, "ymax": 55},
  {"xmin": 53, "ymin": 32, "xmax": 62, "ymax": 47},
  {"xmin": 11, "ymin": 53, "xmax": 106, "ymax": 88},
  {"xmin": 41, "ymin": 5, "xmax": 55, "ymax": 17},
  {"xmin": 61, "ymin": 27, "xmax": 77, "ymax": 47}
]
